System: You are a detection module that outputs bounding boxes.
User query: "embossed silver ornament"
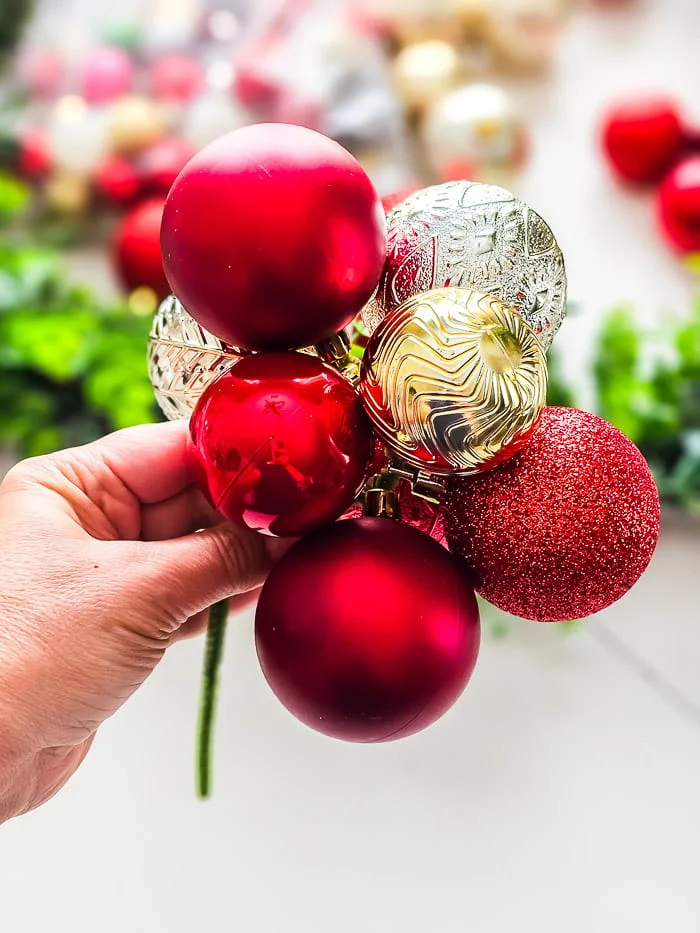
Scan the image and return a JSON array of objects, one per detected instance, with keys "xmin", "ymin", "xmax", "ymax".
[
  {"xmin": 148, "ymin": 296, "xmax": 243, "ymax": 421},
  {"xmin": 362, "ymin": 180, "xmax": 567, "ymax": 350},
  {"xmin": 359, "ymin": 286, "xmax": 548, "ymax": 476}
]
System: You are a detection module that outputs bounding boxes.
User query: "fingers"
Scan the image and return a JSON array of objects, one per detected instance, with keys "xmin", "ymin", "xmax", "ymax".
[
  {"xmin": 172, "ymin": 588, "xmax": 263, "ymax": 642},
  {"xmin": 140, "ymin": 486, "xmax": 222, "ymax": 542}
]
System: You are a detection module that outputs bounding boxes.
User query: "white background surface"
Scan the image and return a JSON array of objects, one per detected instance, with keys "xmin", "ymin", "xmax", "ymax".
[{"xmin": 2, "ymin": 2, "xmax": 700, "ymax": 931}]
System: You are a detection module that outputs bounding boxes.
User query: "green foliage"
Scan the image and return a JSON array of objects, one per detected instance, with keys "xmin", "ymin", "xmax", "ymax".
[{"xmin": 0, "ymin": 0, "xmax": 34, "ymax": 57}]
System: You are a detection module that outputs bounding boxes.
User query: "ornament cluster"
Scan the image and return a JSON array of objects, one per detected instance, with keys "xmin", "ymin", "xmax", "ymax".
[
  {"xmin": 151, "ymin": 123, "xmax": 660, "ymax": 750},
  {"xmin": 600, "ymin": 95, "xmax": 700, "ymax": 256}
]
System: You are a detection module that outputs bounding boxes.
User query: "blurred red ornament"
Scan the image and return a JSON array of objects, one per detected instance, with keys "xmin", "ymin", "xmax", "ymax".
[
  {"xmin": 657, "ymin": 155, "xmax": 700, "ymax": 253},
  {"xmin": 161, "ymin": 123, "xmax": 387, "ymax": 351},
  {"xmin": 190, "ymin": 352, "xmax": 372, "ymax": 537},
  {"xmin": 113, "ymin": 197, "xmax": 170, "ymax": 300},
  {"xmin": 17, "ymin": 129, "xmax": 52, "ymax": 180},
  {"xmin": 255, "ymin": 517, "xmax": 480, "ymax": 741},
  {"xmin": 139, "ymin": 138, "xmax": 194, "ymax": 195},
  {"xmin": 443, "ymin": 407, "xmax": 660, "ymax": 622},
  {"xmin": 150, "ymin": 55, "xmax": 203, "ymax": 102},
  {"xmin": 19, "ymin": 50, "xmax": 63, "ymax": 99},
  {"xmin": 96, "ymin": 156, "xmax": 142, "ymax": 205},
  {"xmin": 82, "ymin": 47, "xmax": 135, "ymax": 104},
  {"xmin": 601, "ymin": 97, "xmax": 682, "ymax": 184}
]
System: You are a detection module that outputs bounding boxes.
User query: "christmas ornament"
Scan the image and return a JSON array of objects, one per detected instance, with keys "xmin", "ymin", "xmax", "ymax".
[
  {"xmin": 362, "ymin": 180, "xmax": 567, "ymax": 350},
  {"xmin": 44, "ymin": 171, "xmax": 90, "ymax": 215},
  {"xmin": 139, "ymin": 138, "xmax": 194, "ymax": 196},
  {"xmin": 161, "ymin": 123, "xmax": 387, "ymax": 351},
  {"xmin": 148, "ymin": 296, "xmax": 243, "ymax": 421},
  {"xmin": 109, "ymin": 95, "xmax": 166, "ymax": 155},
  {"xmin": 485, "ymin": 0, "xmax": 569, "ymax": 72},
  {"xmin": 81, "ymin": 46, "xmax": 135, "ymax": 104},
  {"xmin": 442, "ymin": 407, "xmax": 660, "ymax": 622},
  {"xmin": 190, "ymin": 352, "xmax": 372, "ymax": 537},
  {"xmin": 422, "ymin": 83, "xmax": 527, "ymax": 185},
  {"xmin": 17, "ymin": 128, "xmax": 52, "ymax": 180},
  {"xmin": 255, "ymin": 517, "xmax": 480, "ymax": 741},
  {"xmin": 360, "ymin": 286, "xmax": 547, "ymax": 475},
  {"xmin": 113, "ymin": 197, "xmax": 170, "ymax": 300},
  {"xmin": 95, "ymin": 156, "xmax": 142, "ymax": 205},
  {"xmin": 392, "ymin": 40, "xmax": 461, "ymax": 114},
  {"xmin": 18, "ymin": 49, "xmax": 63, "ymax": 100},
  {"xmin": 47, "ymin": 95, "xmax": 109, "ymax": 175},
  {"xmin": 601, "ymin": 97, "xmax": 683, "ymax": 185},
  {"xmin": 657, "ymin": 156, "xmax": 700, "ymax": 254},
  {"xmin": 150, "ymin": 54, "xmax": 203, "ymax": 102},
  {"xmin": 181, "ymin": 92, "xmax": 248, "ymax": 151}
]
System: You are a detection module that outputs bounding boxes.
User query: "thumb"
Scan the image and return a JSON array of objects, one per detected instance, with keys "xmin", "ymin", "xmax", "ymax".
[{"xmin": 127, "ymin": 523, "xmax": 286, "ymax": 625}]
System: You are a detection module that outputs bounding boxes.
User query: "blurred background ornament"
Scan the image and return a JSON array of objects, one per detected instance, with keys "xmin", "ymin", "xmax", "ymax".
[
  {"xmin": 47, "ymin": 95, "xmax": 109, "ymax": 175},
  {"xmin": 392, "ymin": 40, "xmax": 461, "ymax": 116},
  {"xmin": 44, "ymin": 169, "xmax": 90, "ymax": 214},
  {"xmin": 363, "ymin": 180, "xmax": 567, "ymax": 349},
  {"xmin": 108, "ymin": 95, "xmax": 166, "ymax": 155},
  {"xmin": 148, "ymin": 296, "xmax": 243, "ymax": 421},
  {"xmin": 360, "ymin": 286, "xmax": 548, "ymax": 475},
  {"xmin": 113, "ymin": 196, "xmax": 169, "ymax": 300},
  {"xmin": 485, "ymin": 0, "xmax": 570, "ymax": 72},
  {"xmin": 657, "ymin": 155, "xmax": 700, "ymax": 254},
  {"xmin": 601, "ymin": 95, "xmax": 683, "ymax": 185},
  {"xmin": 81, "ymin": 46, "xmax": 134, "ymax": 104},
  {"xmin": 422, "ymin": 82, "xmax": 527, "ymax": 185}
]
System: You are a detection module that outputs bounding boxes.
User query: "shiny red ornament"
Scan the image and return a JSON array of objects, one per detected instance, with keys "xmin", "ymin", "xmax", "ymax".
[
  {"xmin": 161, "ymin": 123, "xmax": 387, "ymax": 351},
  {"xmin": 189, "ymin": 352, "xmax": 372, "ymax": 537},
  {"xmin": 601, "ymin": 97, "xmax": 682, "ymax": 184},
  {"xmin": 657, "ymin": 156, "xmax": 700, "ymax": 253},
  {"xmin": 82, "ymin": 47, "xmax": 135, "ymax": 104},
  {"xmin": 255, "ymin": 517, "xmax": 480, "ymax": 741},
  {"xmin": 139, "ymin": 138, "xmax": 194, "ymax": 196},
  {"xmin": 443, "ymin": 407, "xmax": 660, "ymax": 622},
  {"xmin": 150, "ymin": 55, "xmax": 203, "ymax": 102},
  {"xmin": 96, "ymin": 156, "xmax": 142, "ymax": 205},
  {"xmin": 113, "ymin": 197, "xmax": 170, "ymax": 299}
]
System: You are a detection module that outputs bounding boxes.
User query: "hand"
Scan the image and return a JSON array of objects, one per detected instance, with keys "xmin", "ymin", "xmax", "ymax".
[{"xmin": 0, "ymin": 421, "xmax": 281, "ymax": 823}]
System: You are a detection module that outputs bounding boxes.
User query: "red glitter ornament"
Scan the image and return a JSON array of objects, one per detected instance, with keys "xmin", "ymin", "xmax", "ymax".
[
  {"xmin": 601, "ymin": 97, "xmax": 683, "ymax": 185},
  {"xmin": 113, "ymin": 197, "xmax": 170, "ymax": 299},
  {"xmin": 161, "ymin": 123, "xmax": 387, "ymax": 351},
  {"xmin": 255, "ymin": 517, "xmax": 480, "ymax": 741},
  {"xmin": 190, "ymin": 352, "xmax": 372, "ymax": 537},
  {"xmin": 442, "ymin": 407, "xmax": 660, "ymax": 622},
  {"xmin": 657, "ymin": 156, "xmax": 700, "ymax": 253}
]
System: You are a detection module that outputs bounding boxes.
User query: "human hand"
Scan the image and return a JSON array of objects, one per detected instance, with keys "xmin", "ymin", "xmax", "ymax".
[{"xmin": 0, "ymin": 421, "xmax": 281, "ymax": 823}]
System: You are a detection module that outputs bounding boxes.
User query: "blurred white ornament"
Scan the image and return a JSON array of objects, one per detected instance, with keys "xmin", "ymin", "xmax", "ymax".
[
  {"xmin": 206, "ymin": 10, "xmax": 241, "ymax": 44},
  {"xmin": 144, "ymin": 0, "xmax": 201, "ymax": 53},
  {"xmin": 205, "ymin": 60, "xmax": 235, "ymax": 92},
  {"xmin": 422, "ymin": 82, "xmax": 526, "ymax": 186},
  {"xmin": 182, "ymin": 93, "xmax": 247, "ymax": 151},
  {"xmin": 392, "ymin": 40, "xmax": 461, "ymax": 113},
  {"xmin": 47, "ymin": 96, "xmax": 109, "ymax": 174},
  {"xmin": 148, "ymin": 296, "xmax": 243, "ymax": 421}
]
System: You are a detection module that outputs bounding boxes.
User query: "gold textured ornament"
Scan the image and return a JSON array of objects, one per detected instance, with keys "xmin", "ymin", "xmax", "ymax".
[
  {"xmin": 359, "ymin": 286, "xmax": 547, "ymax": 476},
  {"xmin": 148, "ymin": 296, "xmax": 243, "ymax": 420}
]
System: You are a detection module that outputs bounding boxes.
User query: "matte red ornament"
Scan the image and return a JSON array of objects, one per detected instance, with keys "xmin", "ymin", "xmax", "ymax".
[
  {"xmin": 601, "ymin": 97, "xmax": 682, "ymax": 184},
  {"xmin": 657, "ymin": 156, "xmax": 700, "ymax": 253},
  {"xmin": 113, "ymin": 197, "xmax": 170, "ymax": 299},
  {"xmin": 189, "ymin": 352, "xmax": 372, "ymax": 537},
  {"xmin": 442, "ymin": 407, "xmax": 660, "ymax": 622},
  {"xmin": 139, "ymin": 138, "xmax": 194, "ymax": 196},
  {"xmin": 150, "ymin": 54, "xmax": 203, "ymax": 102},
  {"xmin": 96, "ymin": 156, "xmax": 142, "ymax": 205},
  {"xmin": 255, "ymin": 517, "xmax": 480, "ymax": 741},
  {"xmin": 161, "ymin": 123, "xmax": 387, "ymax": 351}
]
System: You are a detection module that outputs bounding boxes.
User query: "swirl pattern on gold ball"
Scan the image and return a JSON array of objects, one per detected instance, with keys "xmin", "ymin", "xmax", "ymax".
[{"xmin": 359, "ymin": 287, "xmax": 548, "ymax": 475}]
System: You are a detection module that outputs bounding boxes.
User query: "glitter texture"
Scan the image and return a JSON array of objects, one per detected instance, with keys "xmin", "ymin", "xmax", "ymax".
[{"xmin": 442, "ymin": 407, "xmax": 661, "ymax": 622}]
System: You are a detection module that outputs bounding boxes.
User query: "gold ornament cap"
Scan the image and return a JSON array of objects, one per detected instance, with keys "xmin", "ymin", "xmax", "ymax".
[{"xmin": 359, "ymin": 286, "xmax": 548, "ymax": 476}]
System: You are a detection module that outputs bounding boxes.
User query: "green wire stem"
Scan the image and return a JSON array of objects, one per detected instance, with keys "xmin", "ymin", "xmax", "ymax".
[{"xmin": 195, "ymin": 598, "xmax": 229, "ymax": 799}]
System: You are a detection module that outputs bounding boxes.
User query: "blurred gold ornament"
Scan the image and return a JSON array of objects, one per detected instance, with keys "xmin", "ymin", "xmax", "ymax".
[
  {"xmin": 359, "ymin": 287, "xmax": 547, "ymax": 476},
  {"xmin": 148, "ymin": 296, "xmax": 243, "ymax": 420},
  {"xmin": 486, "ymin": 0, "xmax": 570, "ymax": 72},
  {"xmin": 362, "ymin": 180, "xmax": 567, "ymax": 350},
  {"xmin": 109, "ymin": 95, "xmax": 166, "ymax": 154},
  {"xmin": 392, "ymin": 40, "xmax": 461, "ymax": 114},
  {"xmin": 422, "ymin": 82, "xmax": 527, "ymax": 186},
  {"xmin": 44, "ymin": 171, "xmax": 90, "ymax": 214},
  {"xmin": 128, "ymin": 287, "xmax": 159, "ymax": 317}
]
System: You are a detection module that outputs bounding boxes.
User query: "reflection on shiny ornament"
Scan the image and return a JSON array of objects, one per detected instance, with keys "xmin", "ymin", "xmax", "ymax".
[
  {"xmin": 182, "ymin": 93, "xmax": 248, "ymax": 152},
  {"xmin": 109, "ymin": 96, "xmax": 166, "ymax": 155},
  {"xmin": 363, "ymin": 180, "xmax": 567, "ymax": 350},
  {"xmin": 47, "ymin": 96, "xmax": 109, "ymax": 174},
  {"xmin": 422, "ymin": 82, "xmax": 526, "ymax": 185},
  {"xmin": 360, "ymin": 286, "xmax": 547, "ymax": 475},
  {"xmin": 148, "ymin": 296, "xmax": 244, "ymax": 421},
  {"xmin": 392, "ymin": 40, "xmax": 461, "ymax": 113}
]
